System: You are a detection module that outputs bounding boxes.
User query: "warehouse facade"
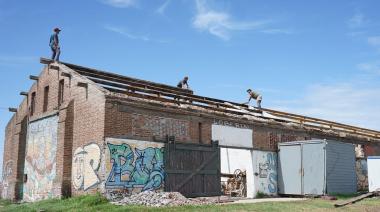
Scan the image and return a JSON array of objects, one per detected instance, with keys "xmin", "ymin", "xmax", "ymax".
[{"xmin": 2, "ymin": 59, "xmax": 380, "ymax": 201}]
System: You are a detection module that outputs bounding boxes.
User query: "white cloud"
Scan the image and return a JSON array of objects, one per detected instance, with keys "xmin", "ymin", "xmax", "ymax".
[
  {"xmin": 368, "ymin": 36, "xmax": 380, "ymax": 47},
  {"xmin": 101, "ymin": 0, "xmax": 137, "ymax": 8},
  {"xmin": 104, "ymin": 25, "xmax": 149, "ymax": 41},
  {"xmin": 260, "ymin": 29, "xmax": 293, "ymax": 35},
  {"xmin": 156, "ymin": 0, "xmax": 171, "ymax": 15},
  {"xmin": 192, "ymin": 0, "xmax": 269, "ymax": 40},
  {"xmin": 271, "ymin": 83, "xmax": 380, "ymax": 131},
  {"xmin": 347, "ymin": 13, "xmax": 366, "ymax": 28},
  {"xmin": 357, "ymin": 61, "xmax": 380, "ymax": 75},
  {"xmin": 104, "ymin": 25, "xmax": 169, "ymax": 43}
]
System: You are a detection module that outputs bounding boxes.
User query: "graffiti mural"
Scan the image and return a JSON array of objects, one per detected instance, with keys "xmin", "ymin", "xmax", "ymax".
[
  {"xmin": 2, "ymin": 160, "xmax": 13, "ymax": 199},
  {"xmin": 23, "ymin": 115, "xmax": 58, "ymax": 201},
  {"xmin": 105, "ymin": 138, "xmax": 165, "ymax": 194},
  {"xmin": 256, "ymin": 151, "xmax": 278, "ymax": 195},
  {"xmin": 72, "ymin": 143, "xmax": 101, "ymax": 191}
]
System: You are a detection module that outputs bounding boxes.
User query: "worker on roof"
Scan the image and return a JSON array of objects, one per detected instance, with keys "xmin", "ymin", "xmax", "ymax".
[
  {"xmin": 177, "ymin": 76, "xmax": 190, "ymax": 90},
  {"xmin": 245, "ymin": 89, "xmax": 262, "ymax": 109},
  {"xmin": 50, "ymin": 27, "xmax": 61, "ymax": 61}
]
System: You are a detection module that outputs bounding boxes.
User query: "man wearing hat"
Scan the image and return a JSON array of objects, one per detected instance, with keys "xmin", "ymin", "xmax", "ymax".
[
  {"xmin": 245, "ymin": 89, "xmax": 262, "ymax": 108},
  {"xmin": 49, "ymin": 27, "xmax": 61, "ymax": 61}
]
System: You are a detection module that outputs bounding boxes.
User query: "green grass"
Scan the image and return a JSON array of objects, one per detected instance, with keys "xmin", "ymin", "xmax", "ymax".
[{"xmin": 1, "ymin": 194, "xmax": 379, "ymax": 212}]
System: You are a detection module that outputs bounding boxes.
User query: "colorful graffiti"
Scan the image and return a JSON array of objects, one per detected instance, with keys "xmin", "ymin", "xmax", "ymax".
[
  {"xmin": 105, "ymin": 140, "xmax": 165, "ymax": 193},
  {"xmin": 23, "ymin": 115, "xmax": 58, "ymax": 201},
  {"xmin": 2, "ymin": 160, "xmax": 13, "ymax": 198},
  {"xmin": 257, "ymin": 152, "xmax": 278, "ymax": 194},
  {"xmin": 72, "ymin": 143, "xmax": 101, "ymax": 191}
]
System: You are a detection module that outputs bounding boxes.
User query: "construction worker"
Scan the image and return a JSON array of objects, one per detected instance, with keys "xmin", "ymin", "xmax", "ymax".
[
  {"xmin": 50, "ymin": 27, "xmax": 61, "ymax": 61},
  {"xmin": 246, "ymin": 89, "xmax": 262, "ymax": 108},
  {"xmin": 177, "ymin": 76, "xmax": 190, "ymax": 90}
]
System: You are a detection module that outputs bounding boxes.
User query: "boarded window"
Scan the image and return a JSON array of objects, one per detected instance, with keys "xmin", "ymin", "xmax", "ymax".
[
  {"xmin": 58, "ymin": 79, "xmax": 64, "ymax": 105},
  {"xmin": 43, "ymin": 86, "xmax": 49, "ymax": 112},
  {"xmin": 31, "ymin": 92, "xmax": 36, "ymax": 115}
]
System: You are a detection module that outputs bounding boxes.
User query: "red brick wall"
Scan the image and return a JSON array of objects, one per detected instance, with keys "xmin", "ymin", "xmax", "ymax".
[
  {"xmin": 253, "ymin": 126, "xmax": 310, "ymax": 151},
  {"xmin": 2, "ymin": 97, "xmax": 28, "ymax": 201},
  {"xmin": 104, "ymin": 101, "xmax": 212, "ymax": 144}
]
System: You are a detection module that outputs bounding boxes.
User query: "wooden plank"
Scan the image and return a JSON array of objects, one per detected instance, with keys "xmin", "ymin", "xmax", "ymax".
[
  {"xmin": 173, "ymin": 144, "xmax": 218, "ymax": 152},
  {"xmin": 92, "ymin": 78, "xmax": 239, "ymax": 110},
  {"xmin": 334, "ymin": 192, "xmax": 375, "ymax": 207},
  {"xmin": 165, "ymin": 169, "xmax": 218, "ymax": 175},
  {"xmin": 40, "ymin": 57, "xmax": 193, "ymax": 94},
  {"xmin": 105, "ymin": 87, "xmax": 249, "ymax": 116},
  {"xmin": 8, "ymin": 108, "xmax": 17, "ymax": 112},
  {"xmin": 29, "ymin": 75, "xmax": 39, "ymax": 81}
]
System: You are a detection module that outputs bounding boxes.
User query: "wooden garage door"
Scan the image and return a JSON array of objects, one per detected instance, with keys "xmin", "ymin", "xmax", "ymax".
[{"xmin": 164, "ymin": 140, "xmax": 221, "ymax": 197}]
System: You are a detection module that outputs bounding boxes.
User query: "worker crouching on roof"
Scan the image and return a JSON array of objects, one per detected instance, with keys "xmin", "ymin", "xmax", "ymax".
[
  {"xmin": 50, "ymin": 27, "xmax": 61, "ymax": 61},
  {"xmin": 246, "ymin": 89, "xmax": 262, "ymax": 109},
  {"xmin": 177, "ymin": 76, "xmax": 190, "ymax": 90}
]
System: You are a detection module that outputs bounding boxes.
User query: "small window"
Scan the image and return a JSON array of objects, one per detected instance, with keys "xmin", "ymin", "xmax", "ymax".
[
  {"xmin": 58, "ymin": 79, "xmax": 64, "ymax": 106},
  {"xmin": 43, "ymin": 86, "xmax": 49, "ymax": 112},
  {"xmin": 30, "ymin": 92, "xmax": 36, "ymax": 115}
]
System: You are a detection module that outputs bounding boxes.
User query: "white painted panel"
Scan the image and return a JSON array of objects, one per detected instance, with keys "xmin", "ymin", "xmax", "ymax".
[
  {"xmin": 252, "ymin": 150, "xmax": 278, "ymax": 196},
  {"xmin": 368, "ymin": 156, "xmax": 380, "ymax": 192},
  {"xmin": 212, "ymin": 125, "xmax": 253, "ymax": 148},
  {"xmin": 220, "ymin": 148, "xmax": 255, "ymax": 198}
]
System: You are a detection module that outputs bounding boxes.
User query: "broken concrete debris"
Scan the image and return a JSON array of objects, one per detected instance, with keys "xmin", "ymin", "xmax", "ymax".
[{"xmin": 110, "ymin": 191, "xmax": 215, "ymax": 207}]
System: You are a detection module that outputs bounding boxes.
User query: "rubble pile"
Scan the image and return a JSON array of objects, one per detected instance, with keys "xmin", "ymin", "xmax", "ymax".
[{"xmin": 111, "ymin": 191, "xmax": 214, "ymax": 207}]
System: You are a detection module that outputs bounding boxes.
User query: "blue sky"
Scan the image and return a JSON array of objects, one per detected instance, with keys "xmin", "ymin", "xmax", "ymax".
[{"xmin": 1, "ymin": 0, "xmax": 380, "ymax": 177}]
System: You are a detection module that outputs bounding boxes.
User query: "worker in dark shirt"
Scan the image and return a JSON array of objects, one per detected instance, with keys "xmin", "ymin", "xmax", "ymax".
[
  {"xmin": 246, "ymin": 89, "xmax": 262, "ymax": 108},
  {"xmin": 50, "ymin": 27, "xmax": 61, "ymax": 61},
  {"xmin": 177, "ymin": 76, "xmax": 189, "ymax": 89}
]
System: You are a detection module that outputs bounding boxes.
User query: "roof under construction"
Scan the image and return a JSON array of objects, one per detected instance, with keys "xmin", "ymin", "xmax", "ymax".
[{"xmin": 40, "ymin": 57, "xmax": 380, "ymax": 142}]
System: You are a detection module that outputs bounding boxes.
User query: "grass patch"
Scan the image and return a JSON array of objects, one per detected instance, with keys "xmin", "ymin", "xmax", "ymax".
[{"xmin": 0, "ymin": 194, "xmax": 379, "ymax": 212}]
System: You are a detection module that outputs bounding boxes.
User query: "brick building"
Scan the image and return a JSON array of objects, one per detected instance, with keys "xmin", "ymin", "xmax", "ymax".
[{"xmin": 2, "ymin": 59, "xmax": 380, "ymax": 201}]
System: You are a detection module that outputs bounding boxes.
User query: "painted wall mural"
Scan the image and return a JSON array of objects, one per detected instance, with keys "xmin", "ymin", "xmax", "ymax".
[
  {"xmin": 254, "ymin": 151, "xmax": 278, "ymax": 195},
  {"xmin": 72, "ymin": 143, "xmax": 101, "ymax": 191},
  {"xmin": 23, "ymin": 115, "xmax": 58, "ymax": 202},
  {"xmin": 2, "ymin": 160, "xmax": 13, "ymax": 199},
  {"xmin": 105, "ymin": 138, "xmax": 165, "ymax": 194}
]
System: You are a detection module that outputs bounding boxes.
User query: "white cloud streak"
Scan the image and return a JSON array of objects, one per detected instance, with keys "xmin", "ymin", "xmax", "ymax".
[
  {"xmin": 347, "ymin": 13, "xmax": 366, "ymax": 29},
  {"xmin": 101, "ymin": 0, "xmax": 137, "ymax": 8},
  {"xmin": 156, "ymin": 0, "xmax": 171, "ymax": 15},
  {"xmin": 368, "ymin": 36, "xmax": 380, "ymax": 47},
  {"xmin": 104, "ymin": 25, "xmax": 149, "ymax": 41},
  {"xmin": 271, "ymin": 83, "xmax": 380, "ymax": 131},
  {"xmin": 104, "ymin": 25, "xmax": 169, "ymax": 43},
  {"xmin": 357, "ymin": 61, "xmax": 380, "ymax": 75},
  {"xmin": 192, "ymin": 0, "xmax": 270, "ymax": 40}
]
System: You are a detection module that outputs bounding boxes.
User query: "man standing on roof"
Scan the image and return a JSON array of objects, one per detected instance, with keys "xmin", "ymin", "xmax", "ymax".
[
  {"xmin": 246, "ymin": 89, "xmax": 262, "ymax": 108},
  {"xmin": 50, "ymin": 27, "xmax": 61, "ymax": 61},
  {"xmin": 177, "ymin": 76, "xmax": 190, "ymax": 90}
]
